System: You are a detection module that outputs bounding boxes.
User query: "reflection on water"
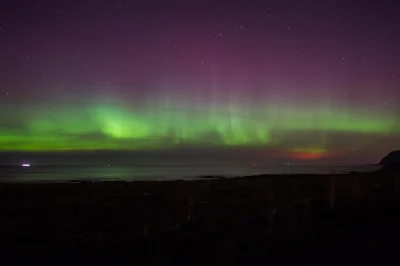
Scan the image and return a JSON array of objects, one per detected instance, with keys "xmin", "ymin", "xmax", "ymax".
[{"xmin": 0, "ymin": 164, "xmax": 381, "ymax": 183}]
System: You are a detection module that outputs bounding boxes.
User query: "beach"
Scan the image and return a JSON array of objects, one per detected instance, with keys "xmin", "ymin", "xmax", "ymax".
[{"xmin": 1, "ymin": 169, "xmax": 400, "ymax": 265}]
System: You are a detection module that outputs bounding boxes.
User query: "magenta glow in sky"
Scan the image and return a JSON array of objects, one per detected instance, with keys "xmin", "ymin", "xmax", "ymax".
[{"xmin": 0, "ymin": 0, "xmax": 399, "ymax": 164}]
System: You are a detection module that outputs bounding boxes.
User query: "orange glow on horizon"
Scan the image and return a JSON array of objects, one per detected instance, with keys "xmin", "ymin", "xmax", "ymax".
[
  {"xmin": 289, "ymin": 148, "xmax": 329, "ymax": 160},
  {"xmin": 291, "ymin": 152, "xmax": 326, "ymax": 160}
]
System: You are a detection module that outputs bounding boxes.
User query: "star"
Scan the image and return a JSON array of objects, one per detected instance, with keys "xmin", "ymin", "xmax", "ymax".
[{"xmin": 0, "ymin": 0, "xmax": 398, "ymax": 163}]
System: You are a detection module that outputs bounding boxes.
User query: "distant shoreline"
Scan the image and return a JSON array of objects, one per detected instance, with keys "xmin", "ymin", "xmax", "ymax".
[
  {"xmin": 0, "ymin": 164, "xmax": 383, "ymax": 184},
  {"xmin": 0, "ymin": 165, "xmax": 382, "ymax": 183}
]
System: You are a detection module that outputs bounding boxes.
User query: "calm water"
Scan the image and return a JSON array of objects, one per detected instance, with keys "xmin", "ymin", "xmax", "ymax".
[{"xmin": 0, "ymin": 164, "xmax": 381, "ymax": 183}]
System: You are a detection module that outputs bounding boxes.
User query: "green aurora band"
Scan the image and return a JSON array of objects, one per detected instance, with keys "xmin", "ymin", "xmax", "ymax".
[{"xmin": 1, "ymin": 97, "xmax": 398, "ymax": 157}]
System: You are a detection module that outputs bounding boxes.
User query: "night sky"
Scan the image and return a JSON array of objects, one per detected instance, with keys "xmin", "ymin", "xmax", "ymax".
[{"xmin": 0, "ymin": 0, "xmax": 399, "ymax": 164}]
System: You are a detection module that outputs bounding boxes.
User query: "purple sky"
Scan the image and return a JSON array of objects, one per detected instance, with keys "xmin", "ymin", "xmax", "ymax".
[{"xmin": 0, "ymin": 0, "xmax": 399, "ymax": 164}]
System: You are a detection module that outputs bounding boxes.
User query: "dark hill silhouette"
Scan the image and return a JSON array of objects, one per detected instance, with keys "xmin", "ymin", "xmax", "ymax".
[
  {"xmin": 376, "ymin": 150, "xmax": 400, "ymax": 176},
  {"xmin": 379, "ymin": 150, "xmax": 400, "ymax": 165}
]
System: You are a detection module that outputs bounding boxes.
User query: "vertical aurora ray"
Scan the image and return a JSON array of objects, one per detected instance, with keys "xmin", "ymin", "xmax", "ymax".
[
  {"xmin": 0, "ymin": 92, "xmax": 397, "ymax": 157},
  {"xmin": 0, "ymin": 1, "xmax": 399, "ymax": 164}
]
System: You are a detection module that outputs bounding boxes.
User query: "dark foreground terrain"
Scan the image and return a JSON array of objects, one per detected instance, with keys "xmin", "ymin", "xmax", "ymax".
[{"xmin": 1, "ymin": 166, "xmax": 400, "ymax": 266}]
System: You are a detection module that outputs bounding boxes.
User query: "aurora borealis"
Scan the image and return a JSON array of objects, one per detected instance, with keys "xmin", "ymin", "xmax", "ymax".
[{"xmin": 1, "ymin": 0, "xmax": 399, "ymax": 164}]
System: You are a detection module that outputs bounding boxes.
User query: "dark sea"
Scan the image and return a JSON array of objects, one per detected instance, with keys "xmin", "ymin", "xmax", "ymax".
[{"xmin": 0, "ymin": 164, "xmax": 381, "ymax": 183}]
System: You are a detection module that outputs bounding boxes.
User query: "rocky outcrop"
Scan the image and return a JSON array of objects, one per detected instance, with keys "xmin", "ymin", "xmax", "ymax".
[
  {"xmin": 379, "ymin": 150, "xmax": 400, "ymax": 165},
  {"xmin": 377, "ymin": 150, "xmax": 400, "ymax": 176}
]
